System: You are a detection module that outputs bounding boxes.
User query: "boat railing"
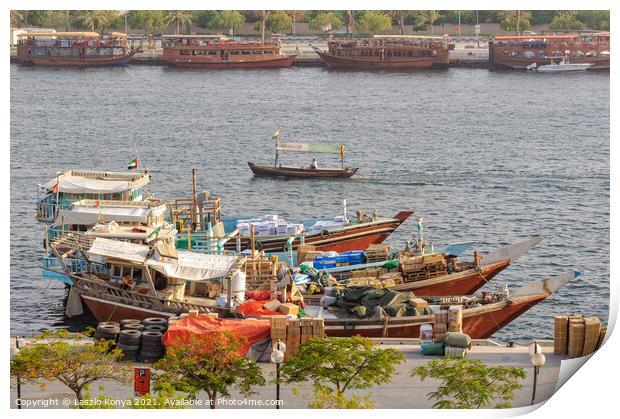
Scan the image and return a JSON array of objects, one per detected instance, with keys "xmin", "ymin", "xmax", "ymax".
[
  {"xmin": 20, "ymin": 39, "xmax": 128, "ymax": 48},
  {"xmin": 77, "ymin": 276, "xmax": 213, "ymax": 314}
]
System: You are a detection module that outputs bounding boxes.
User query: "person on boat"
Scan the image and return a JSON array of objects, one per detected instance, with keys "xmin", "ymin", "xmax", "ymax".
[
  {"xmin": 121, "ymin": 274, "xmax": 134, "ymax": 291},
  {"xmin": 310, "ymin": 158, "xmax": 319, "ymax": 169}
]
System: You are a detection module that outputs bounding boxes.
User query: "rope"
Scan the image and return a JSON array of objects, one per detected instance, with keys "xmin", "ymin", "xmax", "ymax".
[{"xmin": 105, "ymin": 304, "xmax": 119, "ymax": 322}]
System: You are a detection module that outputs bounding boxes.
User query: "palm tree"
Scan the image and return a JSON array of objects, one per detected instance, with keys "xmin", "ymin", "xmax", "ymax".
[
  {"xmin": 165, "ymin": 10, "xmax": 192, "ymax": 35},
  {"xmin": 77, "ymin": 10, "xmax": 110, "ymax": 34},
  {"xmin": 10, "ymin": 10, "xmax": 28, "ymax": 27},
  {"xmin": 414, "ymin": 10, "xmax": 441, "ymax": 36},
  {"xmin": 210, "ymin": 11, "xmax": 245, "ymax": 37},
  {"xmin": 260, "ymin": 10, "xmax": 266, "ymax": 41},
  {"xmin": 346, "ymin": 10, "xmax": 353, "ymax": 38}
]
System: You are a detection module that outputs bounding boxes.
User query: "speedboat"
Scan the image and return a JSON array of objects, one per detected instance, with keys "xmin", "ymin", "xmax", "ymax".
[{"xmin": 527, "ymin": 58, "xmax": 594, "ymax": 72}]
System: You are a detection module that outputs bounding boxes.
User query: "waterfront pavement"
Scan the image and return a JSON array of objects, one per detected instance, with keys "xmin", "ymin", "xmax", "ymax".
[{"xmin": 10, "ymin": 340, "xmax": 565, "ymax": 409}]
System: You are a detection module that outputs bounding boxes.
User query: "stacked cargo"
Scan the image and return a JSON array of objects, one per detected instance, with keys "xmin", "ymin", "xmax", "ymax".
[
  {"xmin": 237, "ymin": 215, "xmax": 304, "ymax": 236},
  {"xmin": 554, "ymin": 315, "xmax": 606, "ymax": 358},
  {"xmin": 364, "ymin": 244, "xmax": 393, "ymax": 263},
  {"xmin": 245, "ymin": 253, "xmax": 278, "ymax": 290},
  {"xmin": 269, "ymin": 316, "xmax": 325, "ymax": 361},
  {"xmin": 95, "ymin": 318, "xmax": 168, "ymax": 362},
  {"xmin": 399, "ymin": 253, "xmax": 448, "ymax": 282},
  {"xmin": 313, "ymin": 251, "xmax": 365, "ymax": 269}
]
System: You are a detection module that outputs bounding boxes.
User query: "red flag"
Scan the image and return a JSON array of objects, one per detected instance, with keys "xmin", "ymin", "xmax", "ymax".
[{"xmin": 52, "ymin": 182, "xmax": 59, "ymax": 193}]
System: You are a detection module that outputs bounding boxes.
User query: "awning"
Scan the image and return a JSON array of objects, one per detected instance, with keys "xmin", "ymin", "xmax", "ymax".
[
  {"xmin": 53, "ymin": 206, "xmax": 151, "ymax": 226},
  {"xmin": 147, "ymin": 251, "xmax": 237, "ymax": 282},
  {"xmin": 42, "ymin": 177, "xmax": 132, "ymax": 194},
  {"xmin": 87, "ymin": 238, "xmax": 149, "ymax": 263}
]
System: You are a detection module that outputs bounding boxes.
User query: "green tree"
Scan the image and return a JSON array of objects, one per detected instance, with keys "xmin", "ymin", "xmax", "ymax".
[
  {"xmin": 308, "ymin": 12, "xmax": 343, "ymax": 32},
  {"xmin": 530, "ymin": 10, "xmax": 556, "ymax": 25},
  {"xmin": 194, "ymin": 10, "xmax": 217, "ymax": 28},
  {"xmin": 358, "ymin": 11, "xmax": 393, "ymax": 35},
  {"xmin": 549, "ymin": 11, "xmax": 585, "ymax": 31},
  {"xmin": 576, "ymin": 11, "xmax": 610, "ymax": 31},
  {"xmin": 126, "ymin": 10, "xmax": 166, "ymax": 34},
  {"xmin": 209, "ymin": 11, "xmax": 246, "ymax": 36},
  {"xmin": 413, "ymin": 10, "xmax": 443, "ymax": 35},
  {"xmin": 154, "ymin": 331, "xmax": 265, "ymax": 409},
  {"xmin": 281, "ymin": 336, "xmax": 406, "ymax": 408},
  {"xmin": 265, "ymin": 11, "xmax": 293, "ymax": 34},
  {"xmin": 10, "ymin": 10, "xmax": 28, "ymax": 27},
  {"xmin": 498, "ymin": 10, "xmax": 532, "ymax": 33},
  {"xmin": 76, "ymin": 10, "xmax": 117, "ymax": 34},
  {"xmin": 165, "ymin": 10, "xmax": 192, "ymax": 35},
  {"xmin": 129, "ymin": 383, "xmax": 190, "ymax": 409},
  {"xmin": 443, "ymin": 11, "xmax": 477, "ymax": 25},
  {"xmin": 10, "ymin": 329, "xmax": 132, "ymax": 406},
  {"xmin": 411, "ymin": 357, "xmax": 527, "ymax": 409}
]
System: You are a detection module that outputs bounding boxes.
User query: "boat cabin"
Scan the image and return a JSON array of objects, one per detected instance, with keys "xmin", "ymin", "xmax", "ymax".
[{"xmin": 36, "ymin": 169, "xmax": 151, "ymax": 223}]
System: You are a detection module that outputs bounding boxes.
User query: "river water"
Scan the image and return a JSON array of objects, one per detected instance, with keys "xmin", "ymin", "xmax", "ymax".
[{"xmin": 10, "ymin": 64, "xmax": 610, "ymax": 342}]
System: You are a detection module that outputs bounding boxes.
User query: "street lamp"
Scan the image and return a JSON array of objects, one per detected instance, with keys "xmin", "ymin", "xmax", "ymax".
[
  {"xmin": 529, "ymin": 341, "xmax": 546, "ymax": 405},
  {"xmin": 271, "ymin": 340, "xmax": 286, "ymax": 409}
]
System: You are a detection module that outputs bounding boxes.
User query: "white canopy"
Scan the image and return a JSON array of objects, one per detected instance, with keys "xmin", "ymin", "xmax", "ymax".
[
  {"xmin": 43, "ymin": 177, "xmax": 132, "ymax": 194},
  {"xmin": 86, "ymin": 237, "xmax": 238, "ymax": 282},
  {"xmin": 54, "ymin": 206, "xmax": 152, "ymax": 226},
  {"xmin": 87, "ymin": 238, "xmax": 150, "ymax": 263},
  {"xmin": 148, "ymin": 251, "xmax": 237, "ymax": 282}
]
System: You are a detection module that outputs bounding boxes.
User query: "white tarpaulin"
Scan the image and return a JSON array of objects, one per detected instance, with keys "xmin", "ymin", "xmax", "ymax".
[
  {"xmin": 87, "ymin": 238, "xmax": 150, "ymax": 263},
  {"xmin": 147, "ymin": 251, "xmax": 237, "ymax": 282},
  {"xmin": 481, "ymin": 236, "xmax": 543, "ymax": 266},
  {"xmin": 42, "ymin": 177, "xmax": 131, "ymax": 194},
  {"xmin": 53, "ymin": 206, "xmax": 151, "ymax": 226}
]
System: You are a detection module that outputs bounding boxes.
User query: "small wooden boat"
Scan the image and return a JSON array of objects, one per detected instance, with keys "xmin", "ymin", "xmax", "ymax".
[
  {"xmin": 249, "ymin": 129, "xmax": 358, "ymax": 179},
  {"xmin": 319, "ymin": 271, "xmax": 578, "ymax": 339},
  {"xmin": 248, "ymin": 162, "xmax": 357, "ymax": 179}
]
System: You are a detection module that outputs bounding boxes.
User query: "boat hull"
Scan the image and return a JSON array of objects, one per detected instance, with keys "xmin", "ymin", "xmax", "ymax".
[
  {"xmin": 18, "ymin": 50, "xmax": 137, "ymax": 67},
  {"xmin": 248, "ymin": 162, "xmax": 358, "ymax": 178},
  {"xmin": 169, "ymin": 55, "xmax": 296, "ymax": 69},
  {"xmin": 490, "ymin": 55, "xmax": 609, "ymax": 70},
  {"xmin": 323, "ymin": 294, "xmax": 548, "ymax": 339},
  {"xmin": 82, "ymin": 295, "xmax": 172, "ymax": 323},
  {"xmin": 315, "ymin": 50, "xmax": 446, "ymax": 70},
  {"xmin": 223, "ymin": 211, "xmax": 414, "ymax": 253},
  {"xmin": 390, "ymin": 260, "xmax": 511, "ymax": 296}
]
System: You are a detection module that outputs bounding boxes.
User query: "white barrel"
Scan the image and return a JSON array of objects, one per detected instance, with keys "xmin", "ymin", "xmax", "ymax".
[{"xmin": 223, "ymin": 270, "xmax": 246, "ymax": 302}]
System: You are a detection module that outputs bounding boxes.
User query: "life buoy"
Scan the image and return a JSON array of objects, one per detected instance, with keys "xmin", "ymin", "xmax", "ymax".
[{"xmin": 321, "ymin": 229, "xmax": 330, "ymax": 239}]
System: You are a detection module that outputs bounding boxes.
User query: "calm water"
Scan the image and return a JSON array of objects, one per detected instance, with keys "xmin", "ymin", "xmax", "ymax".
[{"xmin": 10, "ymin": 64, "xmax": 610, "ymax": 342}]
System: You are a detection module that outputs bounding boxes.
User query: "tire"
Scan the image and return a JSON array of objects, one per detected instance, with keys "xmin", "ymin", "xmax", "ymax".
[
  {"xmin": 120, "ymin": 319, "xmax": 142, "ymax": 327},
  {"xmin": 120, "ymin": 330, "xmax": 142, "ymax": 339},
  {"xmin": 122, "ymin": 323, "xmax": 145, "ymax": 331},
  {"xmin": 142, "ymin": 318, "xmax": 168, "ymax": 327},
  {"xmin": 98, "ymin": 322, "xmax": 120, "ymax": 328},
  {"xmin": 144, "ymin": 325, "xmax": 166, "ymax": 333},
  {"xmin": 118, "ymin": 344, "xmax": 140, "ymax": 351}
]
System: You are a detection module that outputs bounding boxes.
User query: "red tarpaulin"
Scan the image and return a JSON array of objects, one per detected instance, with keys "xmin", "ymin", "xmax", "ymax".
[
  {"xmin": 236, "ymin": 300, "xmax": 281, "ymax": 317},
  {"xmin": 162, "ymin": 316, "xmax": 271, "ymax": 356}
]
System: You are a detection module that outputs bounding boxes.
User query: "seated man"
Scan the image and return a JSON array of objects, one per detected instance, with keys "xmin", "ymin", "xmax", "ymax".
[{"xmin": 310, "ymin": 158, "xmax": 319, "ymax": 169}]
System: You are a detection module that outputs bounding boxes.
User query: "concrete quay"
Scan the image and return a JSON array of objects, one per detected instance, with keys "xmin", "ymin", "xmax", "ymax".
[{"xmin": 10, "ymin": 338, "xmax": 565, "ymax": 409}]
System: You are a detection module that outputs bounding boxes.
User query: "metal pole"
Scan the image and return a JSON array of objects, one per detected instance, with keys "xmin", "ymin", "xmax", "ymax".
[
  {"xmin": 16, "ymin": 337, "xmax": 21, "ymax": 409},
  {"xmin": 125, "ymin": 11, "xmax": 128, "ymax": 35},
  {"xmin": 276, "ymin": 362, "xmax": 280, "ymax": 409},
  {"xmin": 531, "ymin": 340, "xmax": 538, "ymax": 405}
]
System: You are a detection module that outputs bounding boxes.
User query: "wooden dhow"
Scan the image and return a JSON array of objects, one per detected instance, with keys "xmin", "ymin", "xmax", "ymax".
[
  {"xmin": 312, "ymin": 35, "xmax": 450, "ymax": 70},
  {"xmin": 16, "ymin": 32, "xmax": 138, "ymax": 66}
]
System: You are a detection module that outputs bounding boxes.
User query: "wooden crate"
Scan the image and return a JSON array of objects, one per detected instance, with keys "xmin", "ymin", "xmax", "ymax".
[
  {"xmin": 365, "ymin": 244, "xmax": 392, "ymax": 262},
  {"xmin": 554, "ymin": 316, "xmax": 569, "ymax": 355},
  {"xmin": 245, "ymin": 256, "xmax": 277, "ymax": 290}
]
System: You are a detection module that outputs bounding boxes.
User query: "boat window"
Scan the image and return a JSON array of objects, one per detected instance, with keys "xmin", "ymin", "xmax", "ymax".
[
  {"xmin": 523, "ymin": 51, "xmax": 535, "ymax": 58},
  {"xmin": 99, "ymin": 48, "xmax": 112, "ymax": 56},
  {"xmin": 552, "ymin": 50, "xmax": 563, "ymax": 56},
  {"xmin": 86, "ymin": 48, "xmax": 99, "ymax": 56},
  {"xmin": 573, "ymin": 50, "xmax": 584, "ymax": 57},
  {"xmin": 253, "ymin": 50, "xmax": 263, "ymax": 54},
  {"xmin": 192, "ymin": 50, "xmax": 206, "ymax": 55},
  {"xmin": 207, "ymin": 51, "xmax": 217, "ymax": 55},
  {"xmin": 113, "ymin": 47, "xmax": 124, "ymax": 56},
  {"xmin": 600, "ymin": 51, "xmax": 610, "ymax": 57},
  {"xmin": 34, "ymin": 48, "xmax": 45, "ymax": 56},
  {"xmin": 585, "ymin": 50, "xmax": 597, "ymax": 57},
  {"xmin": 264, "ymin": 50, "xmax": 274, "ymax": 54},
  {"xmin": 180, "ymin": 50, "xmax": 191, "ymax": 55},
  {"xmin": 230, "ymin": 51, "xmax": 240, "ymax": 55},
  {"xmin": 241, "ymin": 50, "xmax": 251, "ymax": 55},
  {"xmin": 112, "ymin": 265, "xmax": 122, "ymax": 278}
]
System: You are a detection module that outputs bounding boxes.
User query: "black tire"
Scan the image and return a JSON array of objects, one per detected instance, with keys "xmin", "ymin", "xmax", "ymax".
[
  {"xmin": 144, "ymin": 325, "xmax": 167, "ymax": 332},
  {"xmin": 141, "ymin": 330, "xmax": 163, "ymax": 339},
  {"xmin": 118, "ymin": 344, "xmax": 140, "ymax": 351},
  {"xmin": 119, "ymin": 337, "xmax": 141, "ymax": 346},
  {"xmin": 120, "ymin": 319, "xmax": 142, "ymax": 327},
  {"xmin": 143, "ymin": 318, "xmax": 168, "ymax": 326},
  {"xmin": 98, "ymin": 322, "xmax": 120, "ymax": 328},
  {"xmin": 122, "ymin": 323, "xmax": 145, "ymax": 331},
  {"xmin": 120, "ymin": 329, "xmax": 142, "ymax": 339}
]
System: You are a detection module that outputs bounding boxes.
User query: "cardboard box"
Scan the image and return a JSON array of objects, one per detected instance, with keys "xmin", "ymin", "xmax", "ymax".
[
  {"xmin": 278, "ymin": 303, "xmax": 300, "ymax": 316},
  {"xmin": 298, "ymin": 245, "xmax": 317, "ymax": 262},
  {"xmin": 263, "ymin": 299, "xmax": 282, "ymax": 311},
  {"xmin": 409, "ymin": 297, "xmax": 429, "ymax": 308},
  {"xmin": 270, "ymin": 316, "xmax": 287, "ymax": 340}
]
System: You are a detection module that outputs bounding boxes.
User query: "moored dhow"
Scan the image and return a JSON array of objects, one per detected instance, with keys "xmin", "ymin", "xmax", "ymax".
[
  {"xmin": 36, "ymin": 169, "xmax": 151, "ymax": 223},
  {"xmin": 16, "ymin": 32, "xmax": 138, "ymax": 66},
  {"xmin": 312, "ymin": 35, "xmax": 450, "ymax": 70},
  {"xmin": 161, "ymin": 34, "xmax": 296, "ymax": 68},
  {"xmin": 489, "ymin": 32, "xmax": 610, "ymax": 70}
]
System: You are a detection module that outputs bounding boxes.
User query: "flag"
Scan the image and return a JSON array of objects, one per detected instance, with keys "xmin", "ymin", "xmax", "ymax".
[
  {"xmin": 127, "ymin": 159, "xmax": 139, "ymax": 170},
  {"xmin": 52, "ymin": 181, "xmax": 59, "ymax": 193},
  {"xmin": 272, "ymin": 129, "xmax": 281, "ymax": 139}
]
